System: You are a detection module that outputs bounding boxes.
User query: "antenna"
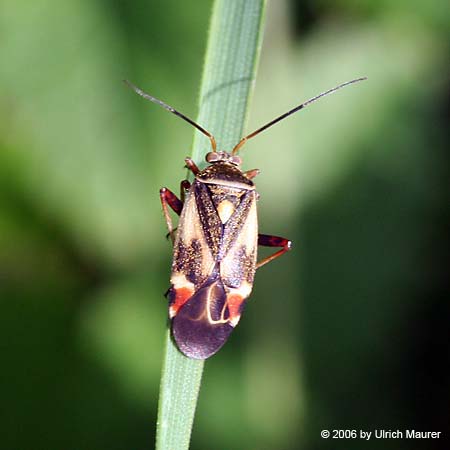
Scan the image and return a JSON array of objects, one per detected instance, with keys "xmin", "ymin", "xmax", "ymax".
[
  {"xmin": 123, "ymin": 80, "xmax": 217, "ymax": 151},
  {"xmin": 231, "ymin": 77, "xmax": 367, "ymax": 155}
]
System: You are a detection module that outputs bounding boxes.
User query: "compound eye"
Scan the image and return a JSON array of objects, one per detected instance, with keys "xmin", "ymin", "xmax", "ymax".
[
  {"xmin": 230, "ymin": 155, "xmax": 242, "ymax": 166},
  {"xmin": 206, "ymin": 152, "xmax": 220, "ymax": 163}
]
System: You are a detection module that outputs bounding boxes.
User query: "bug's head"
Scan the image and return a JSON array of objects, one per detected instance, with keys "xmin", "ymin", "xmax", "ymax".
[{"xmin": 205, "ymin": 151, "xmax": 242, "ymax": 167}]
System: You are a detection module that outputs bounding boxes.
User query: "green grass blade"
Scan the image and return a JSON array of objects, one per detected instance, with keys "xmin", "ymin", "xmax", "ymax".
[
  {"xmin": 155, "ymin": 1, "xmax": 267, "ymax": 449},
  {"xmin": 156, "ymin": 329, "xmax": 204, "ymax": 450},
  {"xmin": 192, "ymin": 0, "xmax": 267, "ymax": 160}
]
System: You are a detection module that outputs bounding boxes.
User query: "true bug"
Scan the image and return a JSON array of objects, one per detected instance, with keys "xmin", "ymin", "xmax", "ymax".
[{"xmin": 125, "ymin": 77, "xmax": 366, "ymax": 359}]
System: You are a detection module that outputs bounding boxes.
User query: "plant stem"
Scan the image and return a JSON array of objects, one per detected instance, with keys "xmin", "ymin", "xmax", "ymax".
[{"xmin": 155, "ymin": 1, "xmax": 267, "ymax": 449}]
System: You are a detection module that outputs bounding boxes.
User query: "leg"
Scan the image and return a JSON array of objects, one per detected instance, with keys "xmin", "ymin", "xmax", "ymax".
[
  {"xmin": 244, "ymin": 168, "xmax": 260, "ymax": 180},
  {"xmin": 185, "ymin": 157, "xmax": 200, "ymax": 175},
  {"xmin": 159, "ymin": 180, "xmax": 189, "ymax": 244},
  {"xmin": 161, "ymin": 180, "xmax": 191, "ymax": 243},
  {"xmin": 180, "ymin": 179, "xmax": 191, "ymax": 203},
  {"xmin": 256, "ymin": 233, "xmax": 292, "ymax": 269}
]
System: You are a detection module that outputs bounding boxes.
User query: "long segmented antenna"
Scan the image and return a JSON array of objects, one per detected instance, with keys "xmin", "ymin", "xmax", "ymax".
[
  {"xmin": 231, "ymin": 77, "xmax": 367, "ymax": 155},
  {"xmin": 123, "ymin": 80, "xmax": 217, "ymax": 151}
]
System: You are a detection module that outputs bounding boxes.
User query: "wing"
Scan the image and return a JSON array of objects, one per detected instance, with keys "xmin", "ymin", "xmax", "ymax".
[
  {"xmin": 168, "ymin": 182, "xmax": 258, "ymax": 359},
  {"xmin": 219, "ymin": 190, "xmax": 258, "ymax": 326},
  {"xmin": 168, "ymin": 183, "xmax": 217, "ymax": 318},
  {"xmin": 171, "ymin": 273, "xmax": 234, "ymax": 359}
]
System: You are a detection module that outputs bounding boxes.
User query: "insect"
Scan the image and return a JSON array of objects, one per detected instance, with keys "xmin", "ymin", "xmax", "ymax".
[{"xmin": 125, "ymin": 77, "xmax": 366, "ymax": 359}]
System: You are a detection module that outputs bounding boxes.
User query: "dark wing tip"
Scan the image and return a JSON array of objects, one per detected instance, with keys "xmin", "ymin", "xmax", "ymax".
[
  {"xmin": 172, "ymin": 313, "xmax": 234, "ymax": 360},
  {"xmin": 171, "ymin": 277, "xmax": 235, "ymax": 359}
]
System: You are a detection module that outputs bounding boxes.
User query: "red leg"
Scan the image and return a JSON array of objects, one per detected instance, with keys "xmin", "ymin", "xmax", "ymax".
[
  {"xmin": 160, "ymin": 181, "xmax": 190, "ymax": 244},
  {"xmin": 256, "ymin": 233, "xmax": 292, "ymax": 269},
  {"xmin": 180, "ymin": 179, "xmax": 191, "ymax": 203},
  {"xmin": 185, "ymin": 157, "xmax": 200, "ymax": 175},
  {"xmin": 244, "ymin": 168, "xmax": 260, "ymax": 180}
]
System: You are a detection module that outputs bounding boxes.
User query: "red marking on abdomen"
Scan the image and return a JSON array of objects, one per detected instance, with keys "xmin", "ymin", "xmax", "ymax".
[
  {"xmin": 170, "ymin": 287, "xmax": 194, "ymax": 317},
  {"xmin": 226, "ymin": 293, "xmax": 245, "ymax": 326}
]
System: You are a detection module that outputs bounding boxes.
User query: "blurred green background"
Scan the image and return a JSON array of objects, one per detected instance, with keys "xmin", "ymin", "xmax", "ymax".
[{"xmin": 1, "ymin": 0, "xmax": 448, "ymax": 449}]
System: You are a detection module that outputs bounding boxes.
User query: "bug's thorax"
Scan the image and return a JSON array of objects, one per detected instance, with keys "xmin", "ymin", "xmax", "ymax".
[
  {"xmin": 195, "ymin": 160, "xmax": 256, "ymax": 224},
  {"xmin": 197, "ymin": 160, "xmax": 255, "ymax": 188}
]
